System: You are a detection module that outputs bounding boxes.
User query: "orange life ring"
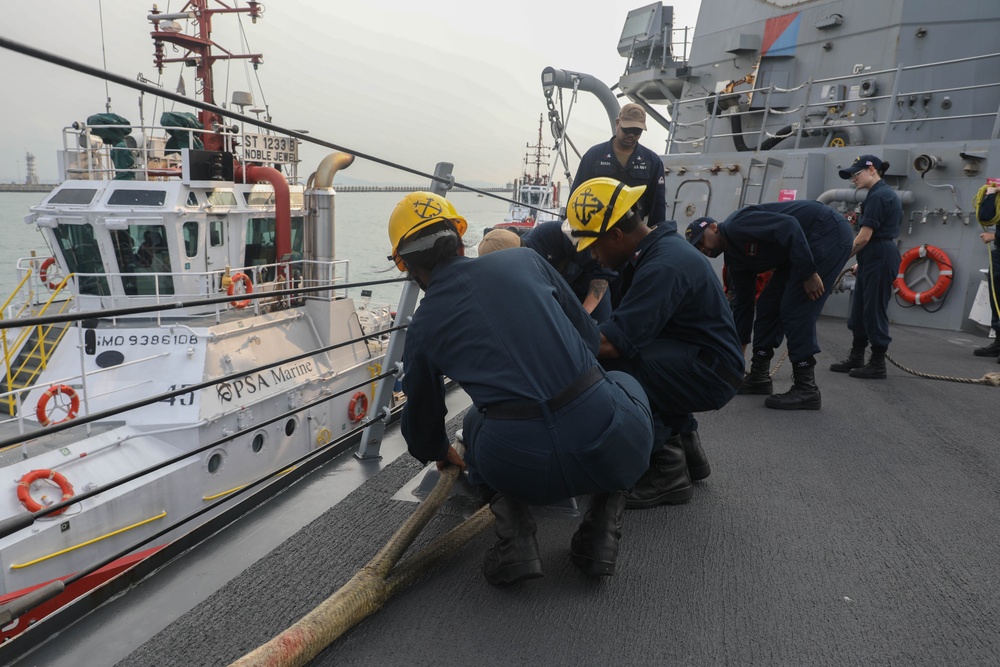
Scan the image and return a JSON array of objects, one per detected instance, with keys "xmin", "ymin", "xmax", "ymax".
[
  {"xmin": 35, "ymin": 384, "xmax": 80, "ymax": 426},
  {"xmin": 38, "ymin": 256, "xmax": 62, "ymax": 290},
  {"xmin": 17, "ymin": 469, "xmax": 74, "ymax": 515},
  {"xmin": 348, "ymin": 391, "xmax": 369, "ymax": 423},
  {"xmin": 227, "ymin": 272, "xmax": 253, "ymax": 309},
  {"xmin": 893, "ymin": 244, "xmax": 953, "ymax": 305}
]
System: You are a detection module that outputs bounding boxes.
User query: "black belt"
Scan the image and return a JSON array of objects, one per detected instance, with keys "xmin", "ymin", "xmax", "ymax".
[
  {"xmin": 696, "ymin": 347, "xmax": 743, "ymax": 391},
  {"xmin": 484, "ymin": 366, "xmax": 605, "ymax": 420}
]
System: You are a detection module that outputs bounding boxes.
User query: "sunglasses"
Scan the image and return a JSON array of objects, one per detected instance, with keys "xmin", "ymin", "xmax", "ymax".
[{"xmin": 620, "ymin": 126, "xmax": 643, "ymax": 136}]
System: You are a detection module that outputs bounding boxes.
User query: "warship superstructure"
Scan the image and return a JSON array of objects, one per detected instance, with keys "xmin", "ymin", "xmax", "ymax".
[{"xmin": 545, "ymin": 0, "xmax": 1000, "ymax": 333}]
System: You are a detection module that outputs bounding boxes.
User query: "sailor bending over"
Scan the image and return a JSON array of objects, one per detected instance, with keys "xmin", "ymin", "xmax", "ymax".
[
  {"xmin": 686, "ymin": 200, "xmax": 853, "ymax": 410},
  {"xmin": 388, "ymin": 192, "xmax": 653, "ymax": 585}
]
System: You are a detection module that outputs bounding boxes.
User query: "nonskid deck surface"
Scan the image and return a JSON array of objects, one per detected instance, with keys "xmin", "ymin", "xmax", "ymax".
[{"xmin": 12, "ymin": 317, "xmax": 1000, "ymax": 667}]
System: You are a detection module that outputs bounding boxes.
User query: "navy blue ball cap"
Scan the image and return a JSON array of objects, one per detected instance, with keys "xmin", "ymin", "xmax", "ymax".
[
  {"xmin": 685, "ymin": 217, "xmax": 715, "ymax": 245},
  {"xmin": 839, "ymin": 154, "xmax": 884, "ymax": 179}
]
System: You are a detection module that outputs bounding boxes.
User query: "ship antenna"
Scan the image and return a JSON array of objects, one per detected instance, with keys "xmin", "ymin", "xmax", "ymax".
[{"xmin": 98, "ymin": 0, "xmax": 112, "ymax": 112}]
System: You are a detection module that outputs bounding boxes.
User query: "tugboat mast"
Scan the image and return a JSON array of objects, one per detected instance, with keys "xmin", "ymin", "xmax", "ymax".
[
  {"xmin": 523, "ymin": 114, "xmax": 550, "ymax": 185},
  {"xmin": 149, "ymin": 0, "xmax": 263, "ymax": 151}
]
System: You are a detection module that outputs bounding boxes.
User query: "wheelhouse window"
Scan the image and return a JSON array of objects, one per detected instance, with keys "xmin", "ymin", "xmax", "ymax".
[
  {"xmin": 208, "ymin": 190, "xmax": 237, "ymax": 206},
  {"xmin": 107, "ymin": 189, "xmax": 167, "ymax": 206},
  {"xmin": 210, "ymin": 220, "xmax": 225, "ymax": 247},
  {"xmin": 53, "ymin": 223, "xmax": 109, "ymax": 296},
  {"xmin": 245, "ymin": 217, "xmax": 303, "ymax": 281},
  {"xmin": 183, "ymin": 221, "xmax": 199, "ymax": 258},
  {"xmin": 109, "ymin": 224, "xmax": 173, "ymax": 295},
  {"xmin": 125, "ymin": 223, "xmax": 175, "ymax": 295},
  {"xmin": 48, "ymin": 189, "xmax": 97, "ymax": 206}
]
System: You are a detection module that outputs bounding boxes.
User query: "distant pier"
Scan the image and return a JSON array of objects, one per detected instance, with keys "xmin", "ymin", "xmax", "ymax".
[
  {"xmin": 0, "ymin": 184, "xmax": 55, "ymax": 193},
  {"xmin": 0, "ymin": 183, "xmax": 509, "ymax": 194},
  {"xmin": 333, "ymin": 185, "xmax": 512, "ymax": 193}
]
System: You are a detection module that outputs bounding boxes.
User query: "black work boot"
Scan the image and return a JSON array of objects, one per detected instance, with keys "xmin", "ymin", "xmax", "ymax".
[
  {"xmin": 765, "ymin": 362, "xmax": 821, "ymax": 410},
  {"xmin": 624, "ymin": 434, "xmax": 693, "ymax": 509},
  {"xmin": 570, "ymin": 492, "xmax": 628, "ymax": 576},
  {"xmin": 738, "ymin": 351, "xmax": 773, "ymax": 395},
  {"xmin": 482, "ymin": 494, "xmax": 543, "ymax": 586},
  {"xmin": 680, "ymin": 430, "xmax": 711, "ymax": 481},
  {"xmin": 829, "ymin": 345, "xmax": 866, "ymax": 373},
  {"xmin": 973, "ymin": 339, "xmax": 1000, "ymax": 357},
  {"xmin": 849, "ymin": 348, "xmax": 887, "ymax": 379}
]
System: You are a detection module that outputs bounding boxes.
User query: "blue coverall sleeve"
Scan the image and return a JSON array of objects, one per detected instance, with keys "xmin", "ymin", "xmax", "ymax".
[
  {"xmin": 646, "ymin": 154, "xmax": 667, "ymax": 228},
  {"xmin": 859, "ymin": 194, "xmax": 890, "ymax": 234},
  {"xmin": 728, "ymin": 267, "xmax": 757, "ymax": 345},
  {"xmin": 978, "ymin": 191, "xmax": 998, "ymax": 223},
  {"xmin": 400, "ymin": 339, "xmax": 450, "ymax": 464},
  {"xmin": 600, "ymin": 259, "xmax": 685, "ymax": 358},
  {"xmin": 533, "ymin": 252, "xmax": 601, "ymax": 355}
]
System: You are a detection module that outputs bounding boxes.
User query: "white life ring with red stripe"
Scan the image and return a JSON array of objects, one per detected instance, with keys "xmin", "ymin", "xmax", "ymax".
[
  {"xmin": 36, "ymin": 384, "xmax": 80, "ymax": 426},
  {"xmin": 38, "ymin": 256, "xmax": 63, "ymax": 290},
  {"xmin": 17, "ymin": 469, "xmax": 74, "ymax": 515},
  {"xmin": 348, "ymin": 391, "xmax": 369, "ymax": 422},
  {"xmin": 227, "ymin": 272, "xmax": 253, "ymax": 309},
  {"xmin": 893, "ymin": 244, "xmax": 953, "ymax": 305}
]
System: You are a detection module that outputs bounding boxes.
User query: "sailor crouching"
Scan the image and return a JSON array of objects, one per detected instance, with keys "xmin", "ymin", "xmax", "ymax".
[
  {"xmin": 388, "ymin": 192, "xmax": 654, "ymax": 584},
  {"xmin": 563, "ymin": 178, "xmax": 743, "ymax": 509}
]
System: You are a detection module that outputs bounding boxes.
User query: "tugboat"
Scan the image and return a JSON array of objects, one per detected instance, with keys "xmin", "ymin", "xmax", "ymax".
[
  {"xmin": 485, "ymin": 114, "xmax": 562, "ymax": 237},
  {"xmin": 0, "ymin": 1, "xmax": 399, "ymax": 639}
]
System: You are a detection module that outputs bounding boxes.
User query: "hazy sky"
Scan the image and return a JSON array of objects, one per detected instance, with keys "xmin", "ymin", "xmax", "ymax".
[{"xmin": 0, "ymin": 0, "xmax": 701, "ymax": 186}]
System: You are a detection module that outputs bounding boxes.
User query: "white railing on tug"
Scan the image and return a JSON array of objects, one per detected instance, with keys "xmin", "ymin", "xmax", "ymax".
[
  {"xmin": 59, "ymin": 121, "xmax": 300, "ymax": 183},
  {"xmin": 11, "ymin": 257, "xmax": 358, "ymax": 318}
]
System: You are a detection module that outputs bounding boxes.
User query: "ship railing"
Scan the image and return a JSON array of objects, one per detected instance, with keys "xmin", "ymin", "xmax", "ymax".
[
  {"xmin": 47, "ymin": 258, "xmax": 355, "ymax": 325},
  {"xmin": 2, "ymin": 267, "xmax": 76, "ymax": 416},
  {"xmin": 622, "ymin": 25, "xmax": 692, "ymax": 77},
  {"xmin": 666, "ymin": 50, "xmax": 1000, "ymax": 154},
  {"xmin": 0, "ymin": 270, "xmax": 409, "ymax": 436},
  {"xmin": 59, "ymin": 122, "xmax": 300, "ymax": 183}
]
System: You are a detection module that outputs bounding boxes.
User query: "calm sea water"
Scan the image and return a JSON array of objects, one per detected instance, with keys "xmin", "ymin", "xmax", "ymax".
[{"xmin": 0, "ymin": 190, "xmax": 510, "ymax": 307}]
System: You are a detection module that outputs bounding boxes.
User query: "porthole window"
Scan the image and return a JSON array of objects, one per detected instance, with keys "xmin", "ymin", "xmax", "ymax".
[
  {"xmin": 251, "ymin": 432, "xmax": 265, "ymax": 453},
  {"xmin": 284, "ymin": 419, "xmax": 296, "ymax": 436},
  {"xmin": 207, "ymin": 452, "xmax": 223, "ymax": 474}
]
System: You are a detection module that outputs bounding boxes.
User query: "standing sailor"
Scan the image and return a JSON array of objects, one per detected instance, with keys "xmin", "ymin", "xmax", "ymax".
[
  {"xmin": 686, "ymin": 201, "xmax": 853, "ymax": 409},
  {"xmin": 572, "ymin": 103, "xmax": 669, "ymax": 231},
  {"xmin": 389, "ymin": 192, "xmax": 653, "ymax": 584},
  {"xmin": 563, "ymin": 178, "xmax": 743, "ymax": 508},
  {"xmin": 972, "ymin": 182, "xmax": 1000, "ymax": 359},
  {"xmin": 829, "ymin": 155, "xmax": 902, "ymax": 379}
]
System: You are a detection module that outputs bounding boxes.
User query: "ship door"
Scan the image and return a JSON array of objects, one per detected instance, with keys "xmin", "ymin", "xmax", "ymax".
[
  {"xmin": 205, "ymin": 215, "xmax": 229, "ymax": 277},
  {"xmin": 672, "ymin": 179, "xmax": 712, "ymax": 227}
]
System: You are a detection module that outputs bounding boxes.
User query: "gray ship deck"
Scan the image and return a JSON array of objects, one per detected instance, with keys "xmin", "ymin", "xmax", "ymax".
[{"xmin": 8, "ymin": 316, "xmax": 1000, "ymax": 667}]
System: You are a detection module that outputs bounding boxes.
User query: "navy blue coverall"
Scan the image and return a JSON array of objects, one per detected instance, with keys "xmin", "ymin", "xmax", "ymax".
[
  {"xmin": 977, "ymin": 191, "xmax": 1000, "ymax": 334},
  {"xmin": 522, "ymin": 220, "xmax": 617, "ymax": 322},
  {"xmin": 718, "ymin": 201, "xmax": 853, "ymax": 363},
  {"xmin": 401, "ymin": 248, "xmax": 653, "ymax": 506},
  {"xmin": 850, "ymin": 180, "xmax": 902, "ymax": 350},
  {"xmin": 599, "ymin": 226, "xmax": 742, "ymax": 441},
  {"xmin": 572, "ymin": 139, "xmax": 671, "ymax": 231}
]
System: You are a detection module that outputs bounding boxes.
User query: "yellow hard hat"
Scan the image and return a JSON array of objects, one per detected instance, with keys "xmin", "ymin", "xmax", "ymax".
[
  {"xmin": 387, "ymin": 192, "xmax": 468, "ymax": 271},
  {"xmin": 562, "ymin": 178, "xmax": 646, "ymax": 251}
]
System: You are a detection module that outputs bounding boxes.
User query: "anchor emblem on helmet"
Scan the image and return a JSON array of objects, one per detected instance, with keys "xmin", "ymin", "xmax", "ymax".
[
  {"xmin": 412, "ymin": 197, "xmax": 444, "ymax": 220},
  {"xmin": 572, "ymin": 188, "xmax": 605, "ymax": 226}
]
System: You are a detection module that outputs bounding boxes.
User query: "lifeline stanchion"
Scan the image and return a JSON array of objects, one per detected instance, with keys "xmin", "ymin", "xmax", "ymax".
[
  {"xmin": 884, "ymin": 355, "xmax": 1000, "ymax": 386},
  {"xmin": 228, "ymin": 443, "xmax": 493, "ymax": 667}
]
